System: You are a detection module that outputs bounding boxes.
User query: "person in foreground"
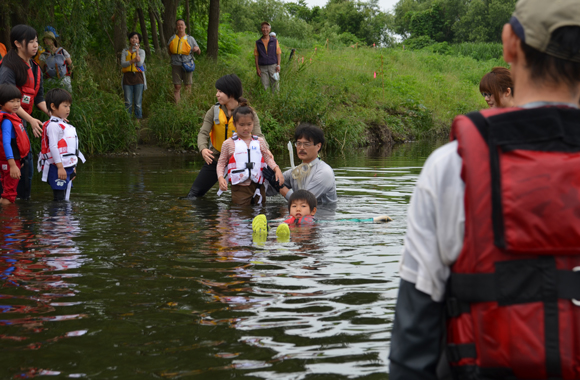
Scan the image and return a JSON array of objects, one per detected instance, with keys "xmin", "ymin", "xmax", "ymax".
[
  {"xmin": 216, "ymin": 103, "xmax": 282, "ymax": 206},
  {"xmin": 479, "ymin": 66, "xmax": 515, "ymax": 108},
  {"xmin": 37, "ymin": 88, "xmax": 85, "ymax": 201},
  {"xmin": 0, "ymin": 84, "xmax": 30, "ymax": 205},
  {"xmin": 264, "ymin": 123, "xmax": 337, "ymax": 205},
  {"xmin": 389, "ymin": 0, "xmax": 580, "ymax": 379}
]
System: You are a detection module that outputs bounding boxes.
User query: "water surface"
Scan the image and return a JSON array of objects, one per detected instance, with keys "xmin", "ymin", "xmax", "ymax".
[{"xmin": 0, "ymin": 140, "xmax": 442, "ymax": 379}]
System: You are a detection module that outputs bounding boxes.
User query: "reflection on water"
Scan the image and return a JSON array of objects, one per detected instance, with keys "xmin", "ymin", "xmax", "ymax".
[{"xmin": 0, "ymin": 140, "xmax": 444, "ymax": 379}]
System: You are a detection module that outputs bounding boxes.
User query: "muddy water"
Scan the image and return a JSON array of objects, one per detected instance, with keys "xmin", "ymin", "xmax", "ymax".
[{"xmin": 0, "ymin": 140, "xmax": 443, "ymax": 379}]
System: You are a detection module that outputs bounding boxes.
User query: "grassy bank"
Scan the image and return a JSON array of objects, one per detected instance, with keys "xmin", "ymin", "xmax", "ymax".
[{"xmin": 42, "ymin": 34, "xmax": 505, "ymax": 154}]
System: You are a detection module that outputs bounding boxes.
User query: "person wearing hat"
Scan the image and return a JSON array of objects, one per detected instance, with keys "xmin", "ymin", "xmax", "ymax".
[
  {"xmin": 389, "ymin": 0, "xmax": 580, "ymax": 378},
  {"xmin": 254, "ymin": 21, "xmax": 281, "ymax": 93},
  {"xmin": 39, "ymin": 29, "xmax": 73, "ymax": 92}
]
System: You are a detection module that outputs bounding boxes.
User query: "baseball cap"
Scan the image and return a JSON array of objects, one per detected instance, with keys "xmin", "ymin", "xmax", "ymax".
[
  {"xmin": 510, "ymin": 0, "xmax": 580, "ymax": 62},
  {"xmin": 261, "ymin": 21, "xmax": 271, "ymax": 26}
]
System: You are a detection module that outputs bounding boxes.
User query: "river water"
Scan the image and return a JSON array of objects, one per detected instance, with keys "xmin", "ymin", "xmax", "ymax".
[{"xmin": 0, "ymin": 139, "xmax": 443, "ymax": 379}]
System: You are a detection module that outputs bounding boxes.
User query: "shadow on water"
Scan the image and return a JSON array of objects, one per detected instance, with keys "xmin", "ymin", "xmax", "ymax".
[{"xmin": 0, "ymin": 140, "xmax": 445, "ymax": 379}]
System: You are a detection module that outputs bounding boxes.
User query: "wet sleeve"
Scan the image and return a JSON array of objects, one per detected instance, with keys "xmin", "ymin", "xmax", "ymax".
[
  {"xmin": 389, "ymin": 279, "xmax": 445, "ymax": 380},
  {"xmin": 301, "ymin": 164, "xmax": 335, "ymax": 200},
  {"xmin": 250, "ymin": 112, "xmax": 269, "ymax": 149},
  {"xmin": 197, "ymin": 108, "xmax": 214, "ymax": 152},
  {"xmin": 47, "ymin": 123, "xmax": 62, "ymax": 164},
  {"xmin": 2, "ymin": 119, "xmax": 14, "ymax": 160},
  {"xmin": 399, "ymin": 141, "xmax": 465, "ymax": 302}
]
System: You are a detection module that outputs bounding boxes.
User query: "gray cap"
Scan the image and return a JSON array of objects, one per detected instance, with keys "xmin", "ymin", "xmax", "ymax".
[{"xmin": 511, "ymin": 0, "xmax": 580, "ymax": 62}]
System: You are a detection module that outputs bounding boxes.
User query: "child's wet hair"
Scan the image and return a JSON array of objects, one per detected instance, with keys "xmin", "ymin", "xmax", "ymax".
[
  {"xmin": 288, "ymin": 190, "xmax": 317, "ymax": 211},
  {"xmin": 232, "ymin": 102, "xmax": 255, "ymax": 123},
  {"xmin": 46, "ymin": 88, "xmax": 72, "ymax": 111},
  {"xmin": 0, "ymin": 84, "xmax": 22, "ymax": 106}
]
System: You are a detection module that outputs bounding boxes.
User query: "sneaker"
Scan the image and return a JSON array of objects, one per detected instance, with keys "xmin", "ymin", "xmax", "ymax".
[
  {"xmin": 252, "ymin": 214, "xmax": 269, "ymax": 234},
  {"xmin": 275, "ymin": 223, "xmax": 290, "ymax": 240}
]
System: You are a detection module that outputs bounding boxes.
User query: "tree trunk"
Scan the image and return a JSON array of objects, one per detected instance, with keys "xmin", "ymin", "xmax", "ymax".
[
  {"xmin": 154, "ymin": 10, "xmax": 167, "ymax": 51},
  {"xmin": 162, "ymin": 0, "xmax": 180, "ymax": 44},
  {"xmin": 207, "ymin": 0, "xmax": 220, "ymax": 60},
  {"xmin": 185, "ymin": 0, "xmax": 190, "ymax": 32},
  {"xmin": 137, "ymin": 8, "xmax": 151, "ymax": 56},
  {"xmin": 113, "ymin": 1, "xmax": 127, "ymax": 61},
  {"xmin": 0, "ymin": 5, "xmax": 10, "ymax": 48},
  {"xmin": 130, "ymin": 10, "xmax": 139, "ymax": 34},
  {"xmin": 148, "ymin": 7, "xmax": 160, "ymax": 53}
]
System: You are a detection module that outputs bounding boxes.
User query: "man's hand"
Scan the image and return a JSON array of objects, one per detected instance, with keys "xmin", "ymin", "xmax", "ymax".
[
  {"xmin": 275, "ymin": 65, "xmax": 280, "ymax": 73},
  {"xmin": 193, "ymin": 46, "xmax": 201, "ymax": 55},
  {"xmin": 263, "ymin": 166, "xmax": 284, "ymax": 192},
  {"xmin": 256, "ymin": 68, "xmax": 262, "ymax": 77}
]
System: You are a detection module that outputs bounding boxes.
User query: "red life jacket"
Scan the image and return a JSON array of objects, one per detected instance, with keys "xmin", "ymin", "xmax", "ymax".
[
  {"xmin": 0, "ymin": 59, "xmax": 42, "ymax": 115},
  {"xmin": 282, "ymin": 215, "xmax": 315, "ymax": 225},
  {"xmin": 0, "ymin": 112, "xmax": 30, "ymax": 161},
  {"xmin": 446, "ymin": 106, "xmax": 580, "ymax": 379}
]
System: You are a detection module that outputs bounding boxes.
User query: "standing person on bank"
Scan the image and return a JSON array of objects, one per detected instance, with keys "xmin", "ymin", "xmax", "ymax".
[
  {"xmin": 182, "ymin": 74, "xmax": 268, "ymax": 199},
  {"xmin": 39, "ymin": 29, "xmax": 73, "ymax": 92},
  {"xmin": 121, "ymin": 32, "xmax": 146, "ymax": 119},
  {"xmin": 389, "ymin": 0, "xmax": 580, "ymax": 379},
  {"xmin": 0, "ymin": 24, "xmax": 49, "ymax": 201},
  {"xmin": 254, "ymin": 22, "xmax": 281, "ymax": 93},
  {"xmin": 168, "ymin": 19, "xmax": 200, "ymax": 103},
  {"xmin": 480, "ymin": 66, "xmax": 515, "ymax": 108}
]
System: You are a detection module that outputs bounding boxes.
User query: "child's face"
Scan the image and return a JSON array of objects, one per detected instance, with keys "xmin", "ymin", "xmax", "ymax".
[
  {"xmin": 235, "ymin": 115, "xmax": 254, "ymax": 139},
  {"xmin": 51, "ymin": 102, "xmax": 71, "ymax": 120},
  {"xmin": 1, "ymin": 98, "xmax": 21, "ymax": 113},
  {"xmin": 289, "ymin": 200, "xmax": 316, "ymax": 219}
]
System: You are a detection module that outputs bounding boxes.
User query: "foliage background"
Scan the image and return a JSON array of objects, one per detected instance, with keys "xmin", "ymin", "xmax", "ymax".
[{"xmin": 0, "ymin": 0, "xmax": 515, "ymax": 153}]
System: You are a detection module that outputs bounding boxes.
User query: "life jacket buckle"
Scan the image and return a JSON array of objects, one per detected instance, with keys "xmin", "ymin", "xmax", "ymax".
[{"xmin": 573, "ymin": 267, "xmax": 580, "ymax": 307}]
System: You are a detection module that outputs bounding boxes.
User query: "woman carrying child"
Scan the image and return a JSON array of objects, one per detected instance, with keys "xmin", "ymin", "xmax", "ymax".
[
  {"xmin": 217, "ymin": 103, "xmax": 283, "ymax": 206},
  {"xmin": 183, "ymin": 74, "xmax": 269, "ymax": 199}
]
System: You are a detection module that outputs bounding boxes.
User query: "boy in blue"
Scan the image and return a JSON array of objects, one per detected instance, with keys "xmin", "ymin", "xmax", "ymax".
[
  {"xmin": 0, "ymin": 84, "xmax": 30, "ymax": 204},
  {"xmin": 37, "ymin": 88, "xmax": 85, "ymax": 201}
]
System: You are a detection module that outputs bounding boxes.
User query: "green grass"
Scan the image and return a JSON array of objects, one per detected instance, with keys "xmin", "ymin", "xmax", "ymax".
[{"xmin": 38, "ymin": 33, "xmax": 505, "ymax": 153}]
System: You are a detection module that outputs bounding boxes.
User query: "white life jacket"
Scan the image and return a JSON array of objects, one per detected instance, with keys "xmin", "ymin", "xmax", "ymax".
[
  {"xmin": 226, "ymin": 134, "xmax": 265, "ymax": 185},
  {"xmin": 37, "ymin": 118, "xmax": 86, "ymax": 182}
]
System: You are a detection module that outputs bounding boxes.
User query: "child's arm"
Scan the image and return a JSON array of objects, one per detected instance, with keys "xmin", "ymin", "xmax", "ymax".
[
  {"xmin": 46, "ymin": 123, "xmax": 67, "ymax": 180},
  {"xmin": 8, "ymin": 158, "xmax": 20, "ymax": 179},
  {"xmin": 259, "ymin": 138, "xmax": 284, "ymax": 185},
  {"xmin": 216, "ymin": 139, "xmax": 233, "ymax": 191},
  {"xmin": 1, "ymin": 119, "xmax": 14, "ymax": 161}
]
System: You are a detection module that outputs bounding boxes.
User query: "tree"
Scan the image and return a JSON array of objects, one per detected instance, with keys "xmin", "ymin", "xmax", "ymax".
[
  {"xmin": 207, "ymin": 0, "xmax": 220, "ymax": 59},
  {"xmin": 163, "ymin": 0, "xmax": 180, "ymax": 43}
]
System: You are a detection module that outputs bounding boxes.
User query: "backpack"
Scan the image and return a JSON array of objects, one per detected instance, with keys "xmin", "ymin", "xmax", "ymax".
[{"xmin": 44, "ymin": 48, "xmax": 67, "ymax": 79}]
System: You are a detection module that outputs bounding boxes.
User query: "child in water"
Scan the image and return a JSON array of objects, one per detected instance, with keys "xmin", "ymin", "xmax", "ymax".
[
  {"xmin": 0, "ymin": 84, "xmax": 30, "ymax": 205},
  {"xmin": 252, "ymin": 189, "xmax": 393, "ymax": 239},
  {"xmin": 37, "ymin": 88, "xmax": 85, "ymax": 201},
  {"xmin": 217, "ymin": 103, "xmax": 283, "ymax": 205}
]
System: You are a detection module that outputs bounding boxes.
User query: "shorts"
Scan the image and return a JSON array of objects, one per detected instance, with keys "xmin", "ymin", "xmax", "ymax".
[
  {"xmin": 0, "ymin": 160, "xmax": 21, "ymax": 203},
  {"xmin": 47, "ymin": 165, "xmax": 75, "ymax": 190},
  {"xmin": 172, "ymin": 65, "xmax": 193, "ymax": 85},
  {"xmin": 231, "ymin": 182, "xmax": 266, "ymax": 206}
]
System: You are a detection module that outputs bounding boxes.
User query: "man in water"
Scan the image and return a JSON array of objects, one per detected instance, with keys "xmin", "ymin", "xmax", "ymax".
[
  {"xmin": 389, "ymin": 0, "xmax": 580, "ymax": 379},
  {"xmin": 265, "ymin": 123, "xmax": 337, "ymax": 205}
]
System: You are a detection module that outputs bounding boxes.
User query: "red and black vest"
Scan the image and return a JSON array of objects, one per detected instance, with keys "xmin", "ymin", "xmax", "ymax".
[
  {"xmin": 256, "ymin": 37, "xmax": 278, "ymax": 66},
  {"xmin": 0, "ymin": 59, "xmax": 41, "ymax": 115},
  {"xmin": 0, "ymin": 112, "xmax": 30, "ymax": 161},
  {"xmin": 447, "ymin": 106, "xmax": 580, "ymax": 379}
]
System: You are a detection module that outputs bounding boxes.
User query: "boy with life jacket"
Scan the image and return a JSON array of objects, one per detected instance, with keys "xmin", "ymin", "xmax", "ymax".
[
  {"xmin": 0, "ymin": 84, "xmax": 30, "ymax": 205},
  {"xmin": 37, "ymin": 88, "xmax": 85, "ymax": 201},
  {"xmin": 216, "ymin": 103, "xmax": 283, "ymax": 206},
  {"xmin": 39, "ymin": 30, "xmax": 73, "ymax": 92}
]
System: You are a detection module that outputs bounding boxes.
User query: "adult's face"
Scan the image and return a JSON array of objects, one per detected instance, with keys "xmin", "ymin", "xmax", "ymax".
[
  {"xmin": 43, "ymin": 38, "xmax": 54, "ymax": 49},
  {"xmin": 216, "ymin": 89, "xmax": 231, "ymax": 105},
  {"xmin": 261, "ymin": 24, "xmax": 271, "ymax": 37},
  {"xmin": 15, "ymin": 37, "xmax": 38, "ymax": 59},
  {"xmin": 129, "ymin": 34, "xmax": 140, "ymax": 46},
  {"xmin": 176, "ymin": 20, "xmax": 186, "ymax": 34},
  {"xmin": 295, "ymin": 137, "xmax": 321, "ymax": 164}
]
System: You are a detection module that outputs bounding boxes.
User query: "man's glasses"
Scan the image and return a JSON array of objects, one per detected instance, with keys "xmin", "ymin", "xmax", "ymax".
[
  {"xmin": 481, "ymin": 92, "xmax": 492, "ymax": 98},
  {"xmin": 295, "ymin": 141, "xmax": 313, "ymax": 148}
]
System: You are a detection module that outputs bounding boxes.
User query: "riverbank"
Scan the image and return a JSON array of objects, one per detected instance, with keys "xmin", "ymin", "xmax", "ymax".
[{"xmin": 34, "ymin": 34, "xmax": 504, "ymax": 155}]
